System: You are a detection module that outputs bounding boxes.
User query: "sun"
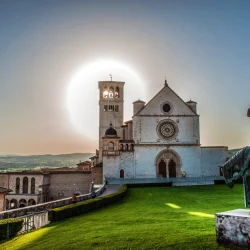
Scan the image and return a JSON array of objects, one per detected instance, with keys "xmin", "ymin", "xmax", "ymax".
[{"xmin": 67, "ymin": 59, "xmax": 145, "ymax": 139}]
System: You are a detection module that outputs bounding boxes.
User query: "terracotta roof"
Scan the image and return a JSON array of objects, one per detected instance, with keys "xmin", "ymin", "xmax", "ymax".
[
  {"xmin": 92, "ymin": 162, "xmax": 103, "ymax": 168},
  {"xmin": 77, "ymin": 161, "xmax": 90, "ymax": 165},
  {"xmin": 0, "ymin": 187, "xmax": 12, "ymax": 193}
]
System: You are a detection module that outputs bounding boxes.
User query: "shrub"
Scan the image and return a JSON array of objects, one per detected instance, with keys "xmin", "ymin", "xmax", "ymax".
[
  {"xmin": 49, "ymin": 184, "xmax": 127, "ymax": 222},
  {"xmin": 0, "ymin": 218, "xmax": 23, "ymax": 240}
]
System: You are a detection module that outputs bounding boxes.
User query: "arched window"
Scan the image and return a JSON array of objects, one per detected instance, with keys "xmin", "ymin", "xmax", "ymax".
[
  {"xmin": 108, "ymin": 142, "xmax": 114, "ymax": 152},
  {"xmin": 115, "ymin": 87, "xmax": 119, "ymax": 98},
  {"xmin": 108, "ymin": 105, "xmax": 114, "ymax": 112},
  {"xmin": 120, "ymin": 169, "xmax": 124, "ymax": 178},
  {"xmin": 16, "ymin": 177, "xmax": 20, "ymax": 194},
  {"xmin": 115, "ymin": 105, "xmax": 119, "ymax": 112},
  {"xmin": 103, "ymin": 87, "xmax": 108, "ymax": 98},
  {"xmin": 23, "ymin": 177, "xmax": 28, "ymax": 194},
  {"xmin": 109, "ymin": 87, "xmax": 114, "ymax": 98},
  {"xmin": 125, "ymin": 144, "xmax": 129, "ymax": 151},
  {"xmin": 31, "ymin": 177, "xmax": 35, "ymax": 194},
  {"xmin": 19, "ymin": 199, "xmax": 27, "ymax": 208}
]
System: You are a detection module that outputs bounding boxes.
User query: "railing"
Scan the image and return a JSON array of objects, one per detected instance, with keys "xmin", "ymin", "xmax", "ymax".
[
  {"xmin": 0, "ymin": 182, "xmax": 106, "ymax": 220},
  {"xmin": 19, "ymin": 211, "xmax": 49, "ymax": 233}
]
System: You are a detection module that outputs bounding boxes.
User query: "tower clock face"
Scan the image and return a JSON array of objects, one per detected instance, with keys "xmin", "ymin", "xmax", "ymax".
[{"xmin": 157, "ymin": 119, "xmax": 178, "ymax": 140}]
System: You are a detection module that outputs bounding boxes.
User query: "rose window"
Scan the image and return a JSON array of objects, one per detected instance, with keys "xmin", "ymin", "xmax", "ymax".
[{"xmin": 157, "ymin": 119, "xmax": 178, "ymax": 140}]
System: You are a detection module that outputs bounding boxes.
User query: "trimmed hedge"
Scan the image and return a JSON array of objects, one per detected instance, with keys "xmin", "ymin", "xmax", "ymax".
[
  {"xmin": 0, "ymin": 218, "xmax": 23, "ymax": 241},
  {"xmin": 49, "ymin": 184, "xmax": 127, "ymax": 222}
]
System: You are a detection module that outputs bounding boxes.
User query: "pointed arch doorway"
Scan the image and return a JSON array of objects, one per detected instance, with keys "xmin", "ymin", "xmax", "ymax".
[{"xmin": 155, "ymin": 149, "xmax": 182, "ymax": 178}]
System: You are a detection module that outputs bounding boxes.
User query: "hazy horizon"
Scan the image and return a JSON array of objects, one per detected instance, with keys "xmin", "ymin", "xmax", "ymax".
[{"xmin": 0, "ymin": 0, "xmax": 249, "ymax": 155}]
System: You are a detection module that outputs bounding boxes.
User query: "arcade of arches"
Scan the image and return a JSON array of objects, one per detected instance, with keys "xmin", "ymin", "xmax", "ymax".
[
  {"xmin": 5, "ymin": 198, "xmax": 36, "ymax": 209},
  {"xmin": 155, "ymin": 150, "xmax": 182, "ymax": 178}
]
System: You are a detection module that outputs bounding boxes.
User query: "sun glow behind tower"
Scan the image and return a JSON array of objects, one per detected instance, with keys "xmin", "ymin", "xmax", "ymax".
[{"xmin": 67, "ymin": 59, "xmax": 146, "ymax": 139}]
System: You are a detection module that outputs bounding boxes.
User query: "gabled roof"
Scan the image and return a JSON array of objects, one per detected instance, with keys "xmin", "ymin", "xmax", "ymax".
[{"xmin": 133, "ymin": 84, "xmax": 198, "ymax": 117}]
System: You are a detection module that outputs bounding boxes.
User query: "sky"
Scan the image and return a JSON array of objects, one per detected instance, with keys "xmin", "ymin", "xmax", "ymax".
[{"xmin": 0, "ymin": 0, "xmax": 249, "ymax": 155}]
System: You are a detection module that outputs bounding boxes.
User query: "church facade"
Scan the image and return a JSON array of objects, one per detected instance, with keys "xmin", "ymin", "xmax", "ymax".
[{"xmin": 93, "ymin": 80, "xmax": 227, "ymax": 181}]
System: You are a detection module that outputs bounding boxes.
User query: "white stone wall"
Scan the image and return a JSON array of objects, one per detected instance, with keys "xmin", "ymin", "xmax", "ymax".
[
  {"xmin": 201, "ymin": 147, "xmax": 228, "ymax": 176},
  {"xmin": 134, "ymin": 145, "xmax": 202, "ymax": 178},
  {"xmin": 103, "ymin": 157, "xmax": 120, "ymax": 179},
  {"xmin": 103, "ymin": 152, "xmax": 135, "ymax": 179},
  {"xmin": 119, "ymin": 152, "xmax": 135, "ymax": 178},
  {"xmin": 133, "ymin": 116, "xmax": 199, "ymax": 145}
]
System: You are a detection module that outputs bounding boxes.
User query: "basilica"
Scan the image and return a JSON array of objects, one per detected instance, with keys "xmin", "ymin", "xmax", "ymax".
[{"xmin": 91, "ymin": 80, "xmax": 227, "ymax": 181}]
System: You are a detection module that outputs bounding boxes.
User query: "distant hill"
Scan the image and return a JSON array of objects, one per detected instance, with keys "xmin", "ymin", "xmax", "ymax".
[
  {"xmin": 0, "ymin": 149, "xmax": 244, "ymax": 171},
  {"xmin": 0, "ymin": 153, "xmax": 94, "ymax": 171}
]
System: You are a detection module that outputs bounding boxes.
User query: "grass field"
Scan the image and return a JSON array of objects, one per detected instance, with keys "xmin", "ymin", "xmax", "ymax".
[{"xmin": 1, "ymin": 185, "xmax": 246, "ymax": 250}]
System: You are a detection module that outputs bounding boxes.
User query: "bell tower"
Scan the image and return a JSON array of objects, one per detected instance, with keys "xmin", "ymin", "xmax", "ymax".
[{"xmin": 98, "ymin": 80, "xmax": 125, "ymax": 160}]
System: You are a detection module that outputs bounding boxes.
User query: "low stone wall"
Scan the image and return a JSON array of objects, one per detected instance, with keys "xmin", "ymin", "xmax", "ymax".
[
  {"xmin": 0, "ymin": 183, "xmax": 106, "ymax": 220},
  {"xmin": 215, "ymin": 209, "xmax": 250, "ymax": 248}
]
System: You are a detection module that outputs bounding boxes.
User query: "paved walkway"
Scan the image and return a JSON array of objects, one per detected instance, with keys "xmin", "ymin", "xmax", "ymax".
[{"xmin": 99, "ymin": 184, "xmax": 121, "ymax": 197}]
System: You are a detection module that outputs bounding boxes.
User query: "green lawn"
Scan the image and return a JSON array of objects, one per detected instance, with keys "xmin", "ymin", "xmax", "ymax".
[{"xmin": 1, "ymin": 185, "xmax": 246, "ymax": 250}]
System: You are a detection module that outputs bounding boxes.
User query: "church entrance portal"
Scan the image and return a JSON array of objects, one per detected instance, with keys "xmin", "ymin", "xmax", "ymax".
[
  {"xmin": 158, "ymin": 160, "xmax": 166, "ymax": 177},
  {"xmin": 155, "ymin": 149, "xmax": 182, "ymax": 178},
  {"xmin": 168, "ymin": 159, "xmax": 176, "ymax": 177}
]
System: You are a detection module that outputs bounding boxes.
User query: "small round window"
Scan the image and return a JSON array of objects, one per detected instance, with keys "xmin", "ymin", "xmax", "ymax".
[
  {"xmin": 163, "ymin": 103, "xmax": 171, "ymax": 112},
  {"xmin": 161, "ymin": 102, "xmax": 173, "ymax": 114}
]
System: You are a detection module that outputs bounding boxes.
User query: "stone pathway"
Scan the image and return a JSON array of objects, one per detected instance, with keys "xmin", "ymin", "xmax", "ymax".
[{"xmin": 98, "ymin": 184, "xmax": 121, "ymax": 197}]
